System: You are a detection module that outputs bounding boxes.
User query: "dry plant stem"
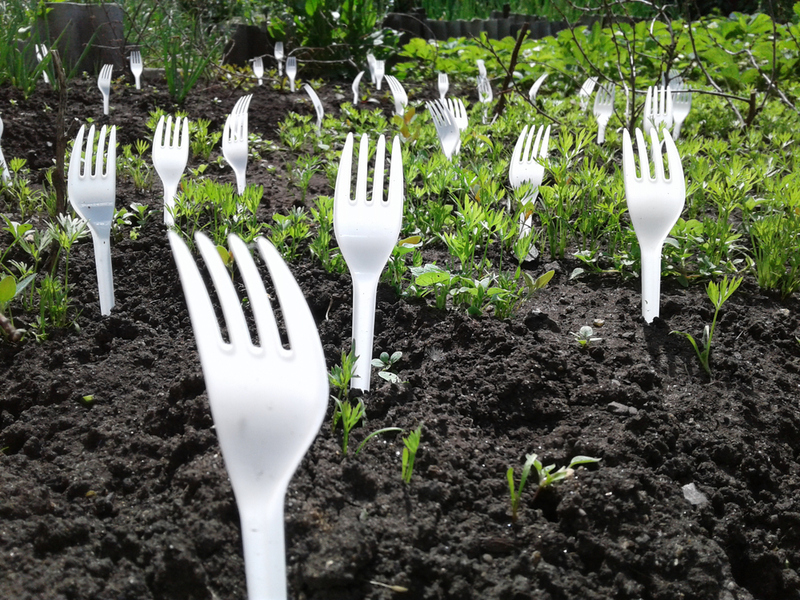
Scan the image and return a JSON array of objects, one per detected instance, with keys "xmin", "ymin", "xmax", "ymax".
[
  {"xmin": 52, "ymin": 49, "xmax": 68, "ymax": 217},
  {"xmin": 0, "ymin": 311, "xmax": 24, "ymax": 342},
  {"xmin": 491, "ymin": 23, "xmax": 528, "ymax": 121}
]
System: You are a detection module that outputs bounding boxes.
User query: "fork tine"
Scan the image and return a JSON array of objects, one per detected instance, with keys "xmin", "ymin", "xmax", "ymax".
[
  {"xmin": 168, "ymin": 232, "xmax": 226, "ymax": 350},
  {"xmin": 334, "ymin": 132, "xmax": 355, "ymax": 206},
  {"xmin": 196, "ymin": 232, "xmax": 251, "ymax": 347},
  {"xmin": 370, "ymin": 135, "xmax": 386, "ymax": 204},
  {"xmin": 540, "ymin": 125, "xmax": 551, "ymax": 158},
  {"xmin": 69, "ymin": 125, "xmax": 85, "ymax": 181},
  {"xmin": 635, "ymin": 128, "xmax": 649, "ymax": 180},
  {"xmin": 228, "ymin": 234, "xmax": 281, "ymax": 352},
  {"xmin": 511, "ymin": 125, "xmax": 527, "ymax": 166},
  {"xmin": 180, "ymin": 117, "xmax": 189, "ymax": 149},
  {"xmin": 662, "ymin": 129, "xmax": 683, "ymax": 182},
  {"xmin": 154, "ymin": 115, "xmax": 165, "ymax": 150},
  {"xmin": 388, "ymin": 135, "xmax": 403, "ymax": 205},
  {"xmin": 650, "ymin": 128, "xmax": 666, "ymax": 181},
  {"xmin": 255, "ymin": 237, "xmax": 324, "ymax": 362},
  {"xmin": 645, "ymin": 86, "xmax": 652, "ymax": 121},
  {"xmin": 355, "ymin": 133, "xmax": 369, "ymax": 204},
  {"xmin": 83, "ymin": 124, "xmax": 96, "ymax": 178},
  {"xmin": 106, "ymin": 126, "xmax": 116, "ymax": 178},
  {"xmin": 522, "ymin": 125, "xmax": 536, "ymax": 163}
]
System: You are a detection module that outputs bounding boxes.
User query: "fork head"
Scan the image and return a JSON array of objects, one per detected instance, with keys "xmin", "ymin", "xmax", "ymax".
[
  {"xmin": 67, "ymin": 124, "xmax": 116, "ymax": 228},
  {"xmin": 446, "ymin": 97, "xmax": 468, "ymax": 131},
  {"xmin": 252, "ymin": 56, "xmax": 264, "ymax": 84},
  {"xmin": 130, "ymin": 50, "xmax": 142, "ymax": 66},
  {"xmin": 477, "ymin": 76, "xmax": 493, "ymax": 104},
  {"xmin": 153, "ymin": 116, "xmax": 190, "ymax": 176},
  {"xmin": 385, "ymin": 75, "xmax": 407, "ymax": 115},
  {"xmin": 426, "ymin": 99, "xmax": 460, "ymax": 160},
  {"xmin": 508, "ymin": 124, "xmax": 550, "ymax": 193},
  {"xmin": 222, "ymin": 95, "xmax": 252, "ymax": 194},
  {"xmin": 274, "ymin": 41, "xmax": 284, "ymax": 61},
  {"xmin": 333, "ymin": 132, "xmax": 404, "ymax": 273},
  {"xmin": 438, "ymin": 72, "xmax": 449, "ymax": 99},
  {"xmin": 167, "ymin": 229, "xmax": 328, "ymax": 516},
  {"xmin": 593, "ymin": 84, "xmax": 615, "ymax": 117},
  {"xmin": 622, "ymin": 127, "xmax": 685, "ymax": 246},
  {"xmin": 98, "ymin": 64, "xmax": 112, "ymax": 89}
]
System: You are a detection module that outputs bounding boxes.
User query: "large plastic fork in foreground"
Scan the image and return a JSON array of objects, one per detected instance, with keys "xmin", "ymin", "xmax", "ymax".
[
  {"xmin": 334, "ymin": 133, "xmax": 404, "ymax": 391},
  {"xmin": 622, "ymin": 127, "xmax": 686, "ymax": 323},
  {"xmin": 169, "ymin": 231, "xmax": 328, "ymax": 600}
]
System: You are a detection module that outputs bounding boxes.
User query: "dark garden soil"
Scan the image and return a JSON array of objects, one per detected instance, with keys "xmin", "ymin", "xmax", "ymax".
[{"xmin": 2, "ymin": 72, "xmax": 800, "ymax": 600}]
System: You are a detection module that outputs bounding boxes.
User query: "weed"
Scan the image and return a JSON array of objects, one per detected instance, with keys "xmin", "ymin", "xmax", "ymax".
[
  {"xmin": 671, "ymin": 275, "xmax": 743, "ymax": 376},
  {"xmin": 571, "ymin": 325, "xmax": 601, "ymax": 349},
  {"xmin": 371, "ymin": 351, "xmax": 404, "ymax": 384},
  {"xmin": 328, "ymin": 345, "xmax": 358, "ymax": 400},
  {"xmin": 401, "ymin": 424, "xmax": 423, "ymax": 484}
]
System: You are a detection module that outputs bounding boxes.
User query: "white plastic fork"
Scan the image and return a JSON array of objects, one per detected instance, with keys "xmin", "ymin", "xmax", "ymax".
[
  {"xmin": 168, "ymin": 231, "xmax": 328, "ymax": 600},
  {"xmin": 622, "ymin": 127, "xmax": 685, "ymax": 323},
  {"xmin": 274, "ymin": 42, "xmax": 284, "ymax": 77},
  {"xmin": 68, "ymin": 124, "xmax": 116, "ymax": 316},
  {"xmin": 643, "ymin": 85, "xmax": 673, "ymax": 135},
  {"xmin": 222, "ymin": 94, "xmax": 253, "ymax": 195},
  {"xmin": 98, "ymin": 64, "xmax": 112, "ymax": 115},
  {"xmin": 593, "ymin": 83, "xmax": 615, "ymax": 144},
  {"xmin": 367, "ymin": 53, "xmax": 377, "ymax": 85},
  {"xmin": 152, "ymin": 115, "xmax": 189, "ymax": 226},
  {"xmin": 286, "ymin": 56, "xmax": 297, "ymax": 92},
  {"xmin": 334, "ymin": 133, "xmax": 404, "ymax": 392},
  {"xmin": 385, "ymin": 75, "xmax": 407, "ymax": 116},
  {"xmin": 303, "ymin": 84, "xmax": 324, "ymax": 131},
  {"xmin": 671, "ymin": 87, "xmax": 692, "ymax": 140},
  {"xmin": 476, "ymin": 59, "xmax": 487, "ymax": 79},
  {"xmin": 35, "ymin": 44, "xmax": 50, "ymax": 85},
  {"xmin": 129, "ymin": 50, "xmax": 142, "ymax": 89},
  {"xmin": 426, "ymin": 99, "xmax": 460, "ymax": 160},
  {"xmin": 477, "ymin": 76, "xmax": 493, "ymax": 124},
  {"xmin": 438, "ymin": 72, "xmax": 449, "ymax": 100},
  {"xmin": 509, "ymin": 123, "xmax": 550, "ymax": 258},
  {"xmin": 529, "ymin": 73, "xmax": 548, "ymax": 103},
  {"xmin": 578, "ymin": 76, "xmax": 597, "ymax": 111},
  {"xmin": 0, "ymin": 115, "xmax": 9, "ymax": 182},
  {"xmin": 352, "ymin": 70, "xmax": 364, "ymax": 104},
  {"xmin": 446, "ymin": 97, "xmax": 468, "ymax": 131},
  {"xmin": 253, "ymin": 56, "xmax": 264, "ymax": 85},
  {"xmin": 375, "ymin": 60, "xmax": 385, "ymax": 91}
]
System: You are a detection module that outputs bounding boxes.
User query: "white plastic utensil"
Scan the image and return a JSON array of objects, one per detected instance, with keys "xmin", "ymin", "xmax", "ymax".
[
  {"xmin": 286, "ymin": 56, "xmax": 297, "ymax": 92},
  {"xmin": 375, "ymin": 60, "xmax": 385, "ymax": 90},
  {"xmin": 222, "ymin": 94, "xmax": 252, "ymax": 195},
  {"xmin": 129, "ymin": 50, "xmax": 142, "ymax": 89},
  {"xmin": 578, "ymin": 76, "xmax": 597, "ymax": 111},
  {"xmin": 477, "ymin": 76, "xmax": 493, "ymax": 124},
  {"xmin": 385, "ymin": 75, "xmax": 407, "ymax": 116},
  {"xmin": 168, "ymin": 231, "xmax": 328, "ymax": 600},
  {"xmin": 274, "ymin": 42, "xmax": 284, "ymax": 77},
  {"xmin": 622, "ymin": 127, "xmax": 685, "ymax": 323},
  {"xmin": 367, "ymin": 53, "xmax": 377, "ymax": 84},
  {"xmin": 643, "ymin": 85, "xmax": 673, "ymax": 135},
  {"xmin": 68, "ymin": 124, "xmax": 116, "ymax": 316},
  {"xmin": 35, "ymin": 44, "xmax": 50, "ymax": 85},
  {"xmin": 152, "ymin": 115, "xmax": 189, "ymax": 226},
  {"xmin": 438, "ymin": 72, "xmax": 449, "ymax": 100},
  {"xmin": 671, "ymin": 87, "xmax": 691, "ymax": 140},
  {"xmin": 593, "ymin": 83, "xmax": 615, "ymax": 144},
  {"xmin": 303, "ymin": 84, "xmax": 324, "ymax": 131},
  {"xmin": 476, "ymin": 59, "xmax": 487, "ymax": 79},
  {"xmin": 509, "ymin": 123, "xmax": 550, "ymax": 259},
  {"xmin": 253, "ymin": 56, "xmax": 264, "ymax": 85},
  {"xmin": 334, "ymin": 133, "xmax": 404, "ymax": 391},
  {"xmin": 98, "ymin": 64, "xmax": 112, "ymax": 115},
  {"xmin": 0, "ymin": 115, "xmax": 9, "ymax": 182},
  {"xmin": 352, "ymin": 70, "xmax": 364, "ymax": 104},
  {"xmin": 426, "ymin": 99, "xmax": 460, "ymax": 161},
  {"xmin": 529, "ymin": 73, "xmax": 548, "ymax": 103}
]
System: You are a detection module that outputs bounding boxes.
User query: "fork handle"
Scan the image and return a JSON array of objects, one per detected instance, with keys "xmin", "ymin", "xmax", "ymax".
[
  {"xmin": 351, "ymin": 274, "xmax": 380, "ymax": 391},
  {"xmin": 163, "ymin": 182, "xmax": 180, "ymax": 226},
  {"xmin": 103, "ymin": 94, "xmax": 109, "ymax": 116},
  {"xmin": 672, "ymin": 120, "xmax": 683, "ymax": 140},
  {"xmin": 240, "ymin": 497, "xmax": 289, "ymax": 600},
  {"xmin": 640, "ymin": 247, "xmax": 663, "ymax": 324},
  {"xmin": 597, "ymin": 117, "xmax": 609, "ymax": 144},
  {"xmin": 134, "ymin": 75, "xmax": 141, "ymax": 90},
  {"xmin": 91, "ymin": 231, "xmax": 115, "ymax": 316}
]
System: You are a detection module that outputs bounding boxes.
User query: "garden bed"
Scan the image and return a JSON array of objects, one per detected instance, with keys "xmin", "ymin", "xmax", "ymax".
[{"xmin": 1, "ymin": 74, "xmax": 800, "ymax": 600}]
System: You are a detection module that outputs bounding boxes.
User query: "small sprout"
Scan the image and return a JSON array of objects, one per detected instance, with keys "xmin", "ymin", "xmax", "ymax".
[
  {"xmin": 571, "ymin": 325, "xmax": 601, "ymax": 348},
  {"xmin": 401, "ymin": 424, "xmax": 423, "ymax": 484},
  {"xmin": 332, "ymin": 398, "xmax": 364, "ymax": 455},
  {"xmin": 507, "ymin": 453, "xmax": 601, "ymax": 522},
  {"xmin": 81, "ymin": 395, "xmax": 95, "ymax": 405},
  {"xmin": 371, "ymin": 350, "xmax": 404, "ymax": 384},
  {"xmin": 328, "ymin": 345, "xmax": 358, "ymax": 400}
]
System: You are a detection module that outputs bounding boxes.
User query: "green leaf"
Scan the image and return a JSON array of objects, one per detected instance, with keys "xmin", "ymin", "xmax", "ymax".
[{"xmin": 0, "ymin": 276, "xmax": 16, "ymax": 303}]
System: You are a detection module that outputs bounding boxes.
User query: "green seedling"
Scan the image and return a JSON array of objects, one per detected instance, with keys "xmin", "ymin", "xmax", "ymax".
[
  {"xmin": 571, "ymin": 325, "xmax": 601, "ymax": 348},
  {"xmin": 371, "ymin": 350, "xmax": 404, "ymax": 384},
  {"xmin": 332, "ymin": 398, "xmax": 364, "ymax": 455},
  {"xmin": 328, "ymin": 345, "xmax": 358, "ymax": 401},
  {"xmin": 401, "ymin": 424, "xmax": 423, "ymax": 484},
  {"xmin": 671, "ymin": 275, "xmax": 743, "ymax": 376},
  {"xmin": 507, "ymin": 453, "xmax": 601, "ymax": 522}
]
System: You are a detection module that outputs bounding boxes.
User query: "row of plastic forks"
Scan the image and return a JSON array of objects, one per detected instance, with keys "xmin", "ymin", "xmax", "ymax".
[{"xmin": 222, "ymin": 94, "xmax": 253, "ymax": 195}]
